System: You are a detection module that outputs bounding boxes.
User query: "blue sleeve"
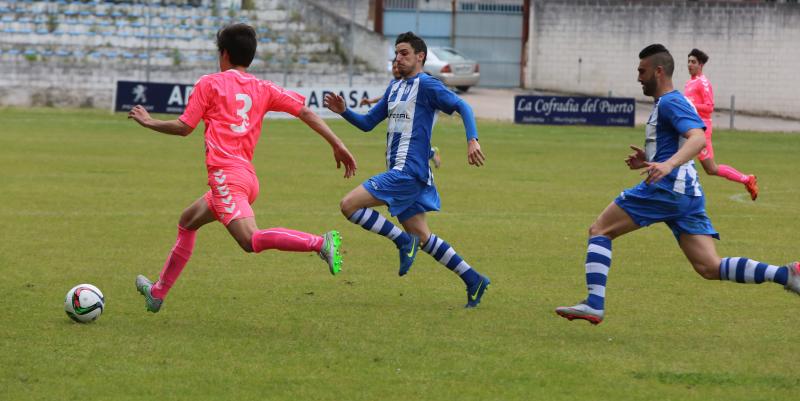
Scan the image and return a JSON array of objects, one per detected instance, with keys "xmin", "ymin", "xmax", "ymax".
[
  {"xmin": 454, "ymin": 99, "xmax": 478, "ymax": 141},
  {"xmin": 424, "ymin": 77, "xmax": 478, "ymax": 141},
  {"xmin": 661, "ymin": 96, "xmax": 706, "ymax": 136},
  {"xmin": 425, "ymin": 76, "xmax": 461, "ymax": 115},
  {"xmin": 340, "ymin": 86, "xmax": 390, "ymax": 132}
]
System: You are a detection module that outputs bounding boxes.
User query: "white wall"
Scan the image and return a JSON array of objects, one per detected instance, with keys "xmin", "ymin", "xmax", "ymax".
[{"xmin": 526, "ymin": 0, "xmax": 800, "ymax": 119}]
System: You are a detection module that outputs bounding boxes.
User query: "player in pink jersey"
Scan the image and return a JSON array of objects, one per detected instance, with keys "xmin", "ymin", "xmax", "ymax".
[
  {"xmin": 127, "ymin": 24, "xmax": 357, "ymax": 313},
  {"xmin": 685, "ymin": 48, "xmax": 758, "ymax": 200}
]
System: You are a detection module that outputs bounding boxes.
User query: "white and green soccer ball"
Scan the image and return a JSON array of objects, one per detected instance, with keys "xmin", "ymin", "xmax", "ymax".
[{"xmin": 64, "ymin": 284, "xmax": 105, "ymax": 323}]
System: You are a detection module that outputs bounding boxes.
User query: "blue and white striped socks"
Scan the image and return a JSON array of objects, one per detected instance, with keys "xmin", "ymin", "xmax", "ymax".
[
  {"xmin": 719, "ymin": 257, "xmax": 788, "ymax": 285},
  {"xmin": 422, "ymin": 234, "xmax": 480, "ymax": 286},
  {"xmin": 585, "ymin": 236, "xmax": 612, "ymax": 313},
  {"xmin": 348, "ymin": 208, "xmax": 411, "ymax": 248}
]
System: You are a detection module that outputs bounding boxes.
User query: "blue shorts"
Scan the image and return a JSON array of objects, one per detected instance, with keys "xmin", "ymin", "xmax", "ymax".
[
  {"xmin": 363, "ymin": 170, "xmax": 441, "ymax": 222},
  {"xmin": 614, "ymin": 182, "xmax": 719, "ymax": 242}
]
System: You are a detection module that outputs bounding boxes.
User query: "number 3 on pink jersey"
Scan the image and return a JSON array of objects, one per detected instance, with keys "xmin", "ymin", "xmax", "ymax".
[{"xmin": 230, "ymin": 93, "xmax": 252, "ymax": 133}]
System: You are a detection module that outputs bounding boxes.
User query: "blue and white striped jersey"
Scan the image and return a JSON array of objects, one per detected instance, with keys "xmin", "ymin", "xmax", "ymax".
[
  {"xmin": 644, "ymin": 90, "xmax": 707, "ymax": 196},
  {"xmin": 382, "ymin": 73, "xmax": 466, "ymax": 184},
  {"xmin": 342, "ymin": 73, "xmax": 477, "ymax": 186}
]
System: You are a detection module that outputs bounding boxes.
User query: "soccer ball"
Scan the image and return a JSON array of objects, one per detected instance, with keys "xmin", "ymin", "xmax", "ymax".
[{"xmin": 64, "ymin": 284, "xmax": 105, "ymax": 323}]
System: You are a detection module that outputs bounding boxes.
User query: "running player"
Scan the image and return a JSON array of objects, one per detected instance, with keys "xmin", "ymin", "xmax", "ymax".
[
  {"xmin": 685, "ymin": 48, "xmax": 758, "ymax": 200},
  {"xmin": 555, "ymin": 44, "xmax": 798, "ymax": 325},
  {"xmin": 362, "ymin": 60, "xmax": 442, "ymax": 169},
  {"xmin": 324, "ymin": 32, "xmax": 490, "ymax": 308},
  {"xmin": 128, "ymin": 24, "xmax": 357, "ymax": 313}
]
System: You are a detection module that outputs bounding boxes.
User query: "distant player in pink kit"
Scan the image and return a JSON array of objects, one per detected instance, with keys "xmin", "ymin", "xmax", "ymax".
[
  {"xmin": 128, "ymin": 24, "xmax": 357, "ymax": 313},
  {"xmin": 685, "ymin": 48, "xmax": 759, "ymax": 200}
]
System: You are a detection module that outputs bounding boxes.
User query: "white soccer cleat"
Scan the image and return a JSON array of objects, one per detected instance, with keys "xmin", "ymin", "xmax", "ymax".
[
  {"xmin": 555, "ymin": 302, "xmax": 604, "ymax": 325},
  {"xmin": 784, "ymin": 262, "xmax": 800, "ymax": 296}
]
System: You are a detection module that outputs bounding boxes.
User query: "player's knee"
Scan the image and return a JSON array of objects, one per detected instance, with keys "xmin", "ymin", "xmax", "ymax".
[
  {"xmin": 236, "ymin": 235, "xmax": 255, "ymax": 253},
  {"xmin": 340, "ymin": 197, "xmax": 356, "ymax": 218},
  {"xmin": 704, "ymin": 165, "xmax": 718, "ymax": 175},
  {"xmin": 178, "ymin": 208, "xmax": 198, "ymax": 230},
  {"xmin": 588, "ymin": 223, "xmax": 607, "ymax": 237},
  {"xmin": 693, "ymin": 262, "xmax": 720, "ymax": 280}
]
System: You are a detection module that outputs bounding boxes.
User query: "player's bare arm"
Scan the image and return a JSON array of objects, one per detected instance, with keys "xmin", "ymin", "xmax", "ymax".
[
  {"xmin": 643, "ymin": 128, "xmax": 705, "ymax": 184},
  {"xmin": 128, "ymin": 105, "xmax": 193, "ymax": 136},
  {"xmin": 359, "ymin": 96, "xmax": 381, "ymax": 107},
  {"xmin": 297, "ymin": 106, "xmax": 357, "ymax": 178}
]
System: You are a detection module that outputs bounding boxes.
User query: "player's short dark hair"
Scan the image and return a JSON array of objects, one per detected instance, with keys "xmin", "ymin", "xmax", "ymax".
[
  {"xmin": 639, "ymin": 43, "xmax": 674, "ymax": 77},
  {"xmin": 688, "ymin": 48, "xmax": 709, "ymax": 65},
  {"xmin": 395, "ymin": 31, "xmax": 427, "ymax": 64},
  {"xmin": 216, "ymin": 23, "xmax": 257, "ymax": 67}
]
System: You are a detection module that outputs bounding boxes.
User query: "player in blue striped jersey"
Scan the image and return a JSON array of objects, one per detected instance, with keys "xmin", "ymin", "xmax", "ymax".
[
  {"xmin": 360, "ymin": 60, "xmax": 443, "ymax": 169},
  {"xmin": 324, "ymin": 32, "xmax": 490, "ymax": 308},
  {"xmin": 556, "ymin": 44, "xmax": 800, "ymax": 325}
]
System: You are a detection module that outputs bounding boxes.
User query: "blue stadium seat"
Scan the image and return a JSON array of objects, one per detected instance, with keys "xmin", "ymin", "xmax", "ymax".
[
  {"xmin": 111, "ymin": 11, "xmax": 122, "ymax": 18},
  {"xmin": 23, "ymin": 48, "xmax": 36, "ymax": 55},
  {"xmin": 7, "ymin": 49, "xmax": 20, "ymax": 55},
  {"xmin": 36, "ymin": 28, "xmax": 47, "ymax": 34},
  {"xmin": 123, "ymin": 52, "xmax": 135, "ymax": 59},
  {"xmin": 55, "ymin": 49, "xmax": 70, "ymax": 56},
  {"xmin": 137, "ymin": 52, "xmax": 148, "ymax": 59}
]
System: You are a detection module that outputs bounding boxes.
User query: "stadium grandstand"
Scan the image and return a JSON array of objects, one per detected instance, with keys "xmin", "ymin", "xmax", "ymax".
[{"xmin": 0, "ymin": 0, "xmax": 389, "ymax": 107}]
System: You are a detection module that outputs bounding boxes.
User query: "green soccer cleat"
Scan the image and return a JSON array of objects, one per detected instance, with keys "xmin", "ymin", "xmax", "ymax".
[
  {"xmin": 319, "ymin": 230, "xmax": 343, "ymax": 275},
  {"xmin": 135, "ymin": 274, "xmax": 163, "ymax": 313}
]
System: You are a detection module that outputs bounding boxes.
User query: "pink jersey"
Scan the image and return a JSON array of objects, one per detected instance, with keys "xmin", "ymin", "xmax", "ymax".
[
  {"xmin": 179, "ymin": 69, "xmax": 305, "ymax": 171},
  {"xmin": 684, "ymin": 74, "xmax": 714, "ymax": 121}
]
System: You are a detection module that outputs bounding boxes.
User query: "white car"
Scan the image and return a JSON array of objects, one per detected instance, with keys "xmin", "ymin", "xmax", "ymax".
[{"xmin": 423, "ymin": 46, "xmax": 480, "ymax": 92}]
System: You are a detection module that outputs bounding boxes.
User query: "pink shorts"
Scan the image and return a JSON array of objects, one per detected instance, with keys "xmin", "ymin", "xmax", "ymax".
[
  {"xmin": 698, "ymin": 121, "xmax": 714, "ymax": 161},
  {"xmin": 204, "ymin": 166, "xmax": 259, "ymax": 226}
]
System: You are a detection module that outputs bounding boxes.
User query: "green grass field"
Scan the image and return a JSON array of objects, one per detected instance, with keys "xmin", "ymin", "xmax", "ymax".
[{"xmin": 1, "ymin": 107, "xmax": 799, "ymax": 400}]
